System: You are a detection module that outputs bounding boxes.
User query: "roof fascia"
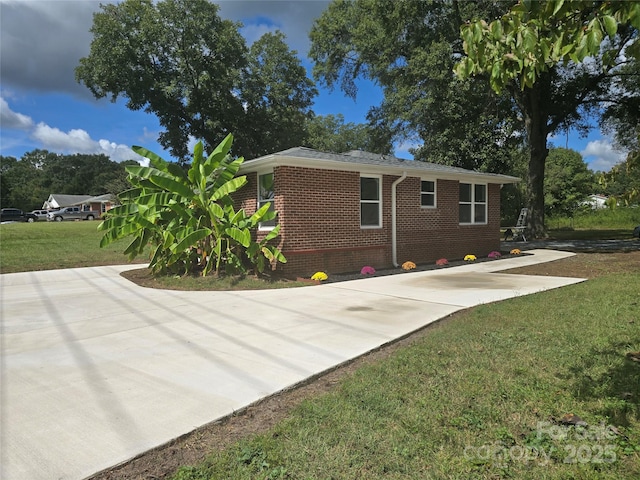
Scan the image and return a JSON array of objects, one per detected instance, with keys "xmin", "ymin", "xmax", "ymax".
[{"xmin": 239, "ymin": 155, "xmax": 520, "ymax": 184}]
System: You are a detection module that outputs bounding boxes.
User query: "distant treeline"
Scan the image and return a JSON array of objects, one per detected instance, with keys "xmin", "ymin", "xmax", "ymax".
[{"xmin": 0, "ymin": 150, "xmax": 138, "ymax": 211}]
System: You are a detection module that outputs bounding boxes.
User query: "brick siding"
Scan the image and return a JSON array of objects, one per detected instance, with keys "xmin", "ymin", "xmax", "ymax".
[{"xmin": 234, "ymin": 167, "xmax": 502, "ymax": 277}]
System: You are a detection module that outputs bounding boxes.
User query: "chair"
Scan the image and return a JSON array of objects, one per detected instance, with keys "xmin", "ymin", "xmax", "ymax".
[{"xmin": 504, "ymin": 208, "xmax": 528, "ymax": 242}]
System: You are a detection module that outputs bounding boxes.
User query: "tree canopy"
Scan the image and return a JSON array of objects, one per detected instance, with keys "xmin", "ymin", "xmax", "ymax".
[
  {"xmin": 455, "ymin": 0, "xmax": 640, "ymax": 92},
  {"xmin": 76, "ymin": 0, "xmax": 317, "ymax": 161},
  {"xmin": 544, "ymin": 147, "xmax": 595, "ymax": 217},
  {"xmin": 455, "ymin": 0, "xmax": 639, "ymax": 237},
  {"xmin": 0, "ymin": 151, "xmax": 134, "ymax": 211},
  {"xmin": 304, "ymin": 114, "xmax": 394, "ymax": 154},
  {"xmin": 309, "ymin": 0, "xmax": 524, "ymax": 172}
]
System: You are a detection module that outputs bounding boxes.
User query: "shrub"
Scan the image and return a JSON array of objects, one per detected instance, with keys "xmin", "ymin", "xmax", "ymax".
[
  {"xmin": 98, "ymin": 134, "xmax": 286, "ymax": 277},
  {"xmin": 311, "ymin": 272, "xmax": 328, "ymax": 281},
  {"xmin": 360, "ymin": 266, "xmax": 376, "ymax": 275}
]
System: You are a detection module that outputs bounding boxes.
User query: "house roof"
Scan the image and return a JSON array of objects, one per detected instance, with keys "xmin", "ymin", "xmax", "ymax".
[
  {"xmin": 72, "ymin": 194, "xmax": 114, "ymax": 205},
  {"xmin": 44, "ymin": 194, "xmax": 92, "ymax": 209},
  {"xmin": 239, "ymin": 147, "xmax": 520, "ymax": 184},
  {"xmin": 43, "ymin": 194, "xmax": 114, "ymax": 209}
]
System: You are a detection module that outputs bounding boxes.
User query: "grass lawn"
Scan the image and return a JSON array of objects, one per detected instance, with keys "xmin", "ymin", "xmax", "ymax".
[
  {"xmin": 0, "ymin": 220, "xmax": 144, "ymax": 273},
  {"xmin": 0, "ymin": 221, "xmax": 309, "ymax": 288},
  {"xmin": 547, "ymin": 229, "xmax": 635, "ymax": 240},
  {"xmin": 165, "ymin": 266, "xmax": 640, "ymax": 480}
]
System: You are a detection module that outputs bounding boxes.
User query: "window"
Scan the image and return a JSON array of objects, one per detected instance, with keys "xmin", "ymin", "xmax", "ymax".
[
  {"xmin": 258, "ymin": 172, "xmax": 276, "ymax": 229},
  {"xmin": 420, "ymin": 180, "xmax": 436, "ymax": 208},
  {"xmin": 459, "ymin": 183, "xmax": 487, "ymax": 224},
  {"xmin": 360, "ymin": 175, "xmax": 381, "ymax": 228}
]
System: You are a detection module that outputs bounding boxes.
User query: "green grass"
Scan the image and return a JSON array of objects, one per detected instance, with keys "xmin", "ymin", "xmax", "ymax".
[
  {"xmin": 547, "ymin": 229, "xmax": 634, "ymax": 240},
  {"xmin": 0, "ymin": 222, "xmax": 309, "ymax": 288},
  {"xmin": 0, "ymin": 220, "xmax": 143, "ymax": 273},
  {"xmin": 548, "ymin": 207, "xmax": 640, "ymax": 231},
  {"xmin": 172, "ymin": 274, "xmax": 640, "ymax": 480}
]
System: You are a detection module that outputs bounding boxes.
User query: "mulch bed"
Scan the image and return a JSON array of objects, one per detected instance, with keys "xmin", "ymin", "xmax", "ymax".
[{"xmin": 320, "ymin": 251, "xmax": 526, "ymax": 284}]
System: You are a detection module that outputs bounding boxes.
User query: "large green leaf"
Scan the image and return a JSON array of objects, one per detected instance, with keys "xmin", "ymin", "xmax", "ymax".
[
  {"xmin": 104, "ymin": 203, "xmax": 139, "ymax": 217},
  {"xmin": 211, "ymin": 176, "xmax": 248, "ymax": 201},
  {"xmin": 249, "ymin": 202, "xmax": 273, "ymax": 224},
  {"xmin": 188, "ymin": 140, "xmax": 206, "ymax": 184},
  {"xmin": 224, "ymin": 227, "xmax": 251, "ymax": 247},
  {"xmin": 126, "ymin": 166, "xmax": 172, "ymax": 180},
  {"xmin": 147, "ymin": 175, "xmax": 194, "ymax": 198},
  {"xmin": 262, "ymin": 224, "xmax": 281, "ymax": 242},
  {"xmin": 166, "ymin": 162, "xmax": 189, "ymax": 181},
  {"xmin": 263, "ymin": 246, "xmax": 287, "ymax": 263},
  {"xmin": 132, "ymin": 146, "xmax": 168, "ymax": 170},
  {"xmin": 208, "ymin": 202, "xmax": 225, "ymax": 219},
  {"xmin": 135, "ymin": 192, "xmax": 181, "ymax": 206},
  {"xmin": 172, "ymin": 228, "xmax": 212, "ymax": 253},
  {"xmin": 201, "ymin": 133, "xmax": 234, "ymax": 178}
]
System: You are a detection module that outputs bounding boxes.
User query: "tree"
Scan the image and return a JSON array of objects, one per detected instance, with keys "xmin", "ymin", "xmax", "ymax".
[
  {"xmin": 304, "ymin": 114, "xmax": 393, "ymax": 154},
  {"xmin": 76, "ymin": 0, "xmax": 316, "ymax": 161},
  {"xmin": 598, "ymin": 148, "xmax": 640, "ymax": 206},
  {"xmin": 99, "ymin": 134, "xmax": 286, "ymax": 277},
  {"xmin": 309, "ymin": 0, "xmax": 524, "ymax": 173},
  {"xmin": 241, "ymin": 32, "xmax": 317, "ymax": 159},
  {"xmin": 0, "ymin": 150, "xmax": 137, "ymax": 211},
  {"xmin": 455, "ymin": 0, "xmax": 640, "ymax": 237},
  {"xmin": 544, "ymin": 147, "xmax": 594, "ymax": 217},
  {"xmin": 0, "ymin": 152, "xmax": 49, "ymax": 211}
]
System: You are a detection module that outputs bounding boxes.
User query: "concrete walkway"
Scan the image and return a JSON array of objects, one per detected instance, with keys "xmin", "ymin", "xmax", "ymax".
[{"xmin": 1, "ymin": 249, "xmax": 584, "ymax": 480}]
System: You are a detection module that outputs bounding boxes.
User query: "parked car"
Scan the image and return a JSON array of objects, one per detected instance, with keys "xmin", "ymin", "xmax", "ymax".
[
  {"xmin": 30, "ymin": 209, "xmax": 50, "ymax": 221},
  {"xmin": 0, "ymin": 208, "xmax": 38, "ymax": 223},
  {"xmin": 47, "ymin": 206, "xmax": 100, "ymax": 222}
]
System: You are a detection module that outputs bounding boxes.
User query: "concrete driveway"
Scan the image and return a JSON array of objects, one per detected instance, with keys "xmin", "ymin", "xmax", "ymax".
[{"xmin": 1, "ymin": 249, "xmax": 584, "ymax": 480}]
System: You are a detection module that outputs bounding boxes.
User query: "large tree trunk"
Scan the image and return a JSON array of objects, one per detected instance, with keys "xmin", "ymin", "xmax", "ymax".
[{"xmin": 520, "ymin": 81, "xmax": 549, "ymax": 239}]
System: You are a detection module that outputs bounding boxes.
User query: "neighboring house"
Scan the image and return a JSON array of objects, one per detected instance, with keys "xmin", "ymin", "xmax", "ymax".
[
  {"xmin": 43, "ymin": 193, "xmax": 115, "ymax": 214},
  {"xmin": 235, "ymin": 147, "xmax": 520, "ymax": 276},
  {"xmin": 43, "ymin": 194, "xmax": 92, "ymax": 210},
  {"xmin": 75, "ymin": 194, "xmax": 116, "ymax": 214},
  {"xmin": 583, "ymin": 194, "xmax": 609, "ymax": 210}
]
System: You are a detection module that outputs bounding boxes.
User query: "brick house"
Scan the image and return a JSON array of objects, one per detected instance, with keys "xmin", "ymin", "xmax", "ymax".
[{"xmin": 235, "ymin": 147, "xmax": 520, "ymax": 277}]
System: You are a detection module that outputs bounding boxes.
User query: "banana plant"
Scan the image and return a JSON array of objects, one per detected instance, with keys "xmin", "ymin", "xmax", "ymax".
[{"xmin": 98, "ymin": 134, "xmax": 286, "ymax": 276}]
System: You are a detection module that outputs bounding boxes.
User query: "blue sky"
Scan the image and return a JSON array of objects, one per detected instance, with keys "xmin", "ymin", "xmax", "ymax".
[{"xmin": 0, "ymin": 0, "xmax": 627, "ymax": 172}]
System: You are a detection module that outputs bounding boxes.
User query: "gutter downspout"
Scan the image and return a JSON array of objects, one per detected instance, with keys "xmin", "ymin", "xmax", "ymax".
[{"xmin": 391, "ymin": 171, "xmax": 407, "ymax": 267}]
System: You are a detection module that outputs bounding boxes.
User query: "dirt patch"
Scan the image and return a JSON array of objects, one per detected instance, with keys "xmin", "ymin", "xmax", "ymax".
[{"xmin": 88, "ymin": 251, "xmax": 640, "ymax": 480}]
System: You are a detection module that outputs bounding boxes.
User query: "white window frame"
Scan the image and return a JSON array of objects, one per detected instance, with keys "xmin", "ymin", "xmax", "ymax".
[
  {"xmin": 257, "ymin": 170, "xmax": 277, "ymax": 231},
  {"xmin": 360, "ymin": 174, "xmax": 382, "ymax": 229},
  {"xmin": 420, "ymin": 179, "xmax": 437, "ymax": 209},
  {"xmin": 459, "ymin": 182, "xmax": 487, "ymax": 225}
]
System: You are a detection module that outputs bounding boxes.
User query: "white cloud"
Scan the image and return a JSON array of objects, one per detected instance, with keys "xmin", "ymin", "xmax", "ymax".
[
  {"xmin": 140, "ymin": 127, "xmax": 159, "ymax": 142},
  {"xmin": 240, "ymin": 23, "xmax": 280, "ymax": 46},
  {"xmin": 581, "ymin": 139, "xmax": 627, "ymax": 172},
  {"xmin": 394, "ymin": 140, "xmax": 420, "ymax": 160},
  {"xmin": 31, "ymin": 122, "xmax": 145, "ymax": 163},
  {"xmin": 0, "ymin": 96, "xmax": 34, "ymax": 129},
  {"xmin": 218, "ymin": 0, "xmax": 330, "ymax": 55}
]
